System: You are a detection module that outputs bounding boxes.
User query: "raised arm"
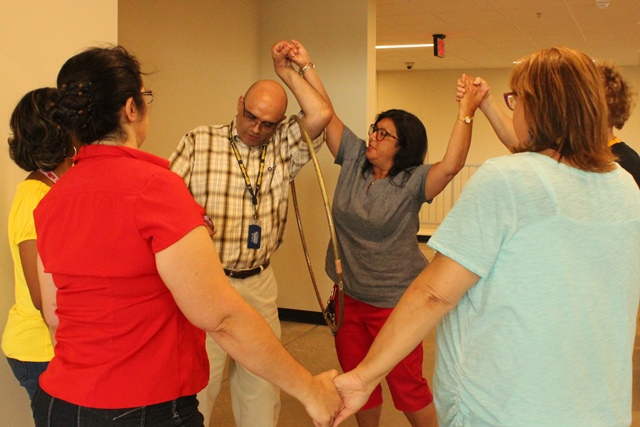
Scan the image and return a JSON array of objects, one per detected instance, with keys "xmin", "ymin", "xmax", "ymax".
[
  {"xmin": 286, "ymin": 39, "xmax": 342, "ymax": 159},
  {"xmin": 322, "ymin": 113, "xmax": 345, "ymax": 160},
  {"xmin": 272, "ymin": 40, "xmax": 333, "ymax": 141},
  {"xmin": 456, "ymin": 76, "xmax": 518, "ymax": 151},
  {"xmin": 156, "ymin": 226, "xmax": 342, "ymax": 426},
  {"xmin": 424, "ymin": 74, "xmax": 484, "ymax": 200},
  {"xmin": 332, "ymin": 253, "xmax": 480, "ymax": 425}
]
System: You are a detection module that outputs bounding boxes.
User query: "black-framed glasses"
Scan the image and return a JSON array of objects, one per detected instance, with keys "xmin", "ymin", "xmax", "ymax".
[
  {"xmin": 503, "ymin": 91, "xmax": 516, "ymax": 111},
  {"xmin": 242, "ymin": 102, "xmax": 278, "ymax": 132},
  {"xmin": 141, "ymin": 90, "xmax": 154, "ymax": 105},
  {"xmin": 368, "ymin": 124, "xmax": 399, "ymax": 142}
]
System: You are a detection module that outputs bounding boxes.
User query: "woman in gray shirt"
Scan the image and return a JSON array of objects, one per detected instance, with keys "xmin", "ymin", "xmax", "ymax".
[{"xmin": 323, "ymin": 76, "xmax": 482, "ymax": 427}]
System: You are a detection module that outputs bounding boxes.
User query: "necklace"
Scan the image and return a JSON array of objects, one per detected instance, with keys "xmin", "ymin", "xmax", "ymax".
[
  {"xmin": 368, "ymin": 168, "xmax": 388, "ymax": 194},
  {"xmin": 39, "ymin": 169, "xmax": 60, "ymax": 184},
  {"xmin": 366, "ymin": 178, "xmax": 377, "ymax": 194}
]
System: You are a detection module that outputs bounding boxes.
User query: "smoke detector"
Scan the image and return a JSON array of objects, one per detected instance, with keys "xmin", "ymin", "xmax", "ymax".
[{"xmin": 595, "ymin": 0, "xmax": 610, "ymax": 8}]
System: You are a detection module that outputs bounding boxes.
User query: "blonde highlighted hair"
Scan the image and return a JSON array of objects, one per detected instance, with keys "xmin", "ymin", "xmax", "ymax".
[{"xmin": 510, "ymin": 47, "xmax": 614, "ymax": 172}]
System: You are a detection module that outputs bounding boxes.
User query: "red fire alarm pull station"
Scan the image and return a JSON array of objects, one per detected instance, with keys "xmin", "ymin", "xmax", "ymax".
[{"xmin": 433, "ymin": 34, "xmax": 445, "ymax": 58}]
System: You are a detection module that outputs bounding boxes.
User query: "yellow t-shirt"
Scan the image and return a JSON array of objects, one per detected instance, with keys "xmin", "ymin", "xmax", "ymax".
[{"xmin": 1, "ymin": 179, "xmax": 54, "ymax": 361}]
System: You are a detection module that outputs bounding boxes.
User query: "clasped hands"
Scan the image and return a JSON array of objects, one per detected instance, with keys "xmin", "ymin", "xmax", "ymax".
[
  {"xmin": 303, "ymin": 368, "xmax": 377, "ymax": 427},
  {"xmin": 272, "ymin": 39, "xmax": 313, "ymax": 75}
]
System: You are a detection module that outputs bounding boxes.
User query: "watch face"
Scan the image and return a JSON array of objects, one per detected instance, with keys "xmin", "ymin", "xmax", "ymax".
[{"xmin": 464, "ymin": 117, "xmax": 471, "ymax": 123}]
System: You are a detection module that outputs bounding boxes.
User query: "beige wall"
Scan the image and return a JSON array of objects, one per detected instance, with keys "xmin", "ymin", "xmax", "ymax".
[
  {"xmin": 118, "ymin": 0, "xmax": 262, "ymax": 159},
  {"xmin": 118, "ymin": 0, "xmax": 373, "ymax": 312},
  {"xmin": 259, "ymin": 1, "xmax": 374, "ymax": 311},
  {"xmin": 2, "ymin": 1, "xmax": 639, "ymax": 423},
  {"xmin": 0, "ymin": 2, "xmax": 117, "ymax": 424}
]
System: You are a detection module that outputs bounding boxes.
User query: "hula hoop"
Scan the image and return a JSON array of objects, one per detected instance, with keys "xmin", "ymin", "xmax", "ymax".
[{"xmin": 290, "ymin": 115, "xmax": 344, "ymax": 334}]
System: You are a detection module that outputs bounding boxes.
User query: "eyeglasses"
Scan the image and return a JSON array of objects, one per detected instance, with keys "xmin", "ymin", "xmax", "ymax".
[
  {"xmin": 503, "ymin": 91, "xmax": 516, "ymax": 111},
  {"xmin": 368, "ymin": 124, "xmax": 399, "ymax": 142},
  {"xmin": 141, "ymin": 90, "xmax": 154, "ymax": 105},
  {"xmin": 242, "ymin": 102, "xmax": 278, "ymax": 131}
]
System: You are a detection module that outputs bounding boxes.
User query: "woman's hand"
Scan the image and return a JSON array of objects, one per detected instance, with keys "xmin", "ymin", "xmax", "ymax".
[
  {"xmin": 456, "ymin": 74, "xmax": 491, "ymax": 110},
  {"xmin": 331, "ymin": 370, "xmax": 375, "ymax": 426},
  {"xmin": 203, "ymin": 215, "xmax": 216, "ymax": 239},
  {"xmin": 286, "ymin": 39, "xmax": 312, "ymax": 69},
  {"xmin": 299, "ymin": 369, "xmax": 344, "ymax": 427}
]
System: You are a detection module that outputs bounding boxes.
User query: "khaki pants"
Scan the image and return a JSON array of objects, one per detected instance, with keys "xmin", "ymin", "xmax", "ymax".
[{"xmin": 197, "ymin": 265, "xmax": 281, "ymax": 427}]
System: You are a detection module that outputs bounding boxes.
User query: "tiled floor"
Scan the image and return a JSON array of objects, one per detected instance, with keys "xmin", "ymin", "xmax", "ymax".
[
  {"xmin": 209, "ymin": 321, "xmax": 436, "ymax": 427},
  {"xmin": 209, "ymin": 245, "xmax": 640, "ymax": 426}
]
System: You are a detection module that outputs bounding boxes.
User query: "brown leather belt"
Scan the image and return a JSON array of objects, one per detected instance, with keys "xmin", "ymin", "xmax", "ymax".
[{"xmin": 223, "ymin": 260, "xmax": 270, "ymax": 280}]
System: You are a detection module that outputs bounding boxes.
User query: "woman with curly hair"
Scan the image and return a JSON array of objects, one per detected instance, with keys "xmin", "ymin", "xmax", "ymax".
[
  {"xmin": 598, "ymin": 61, "xmax": 640, "ymax": 187},
  {"xmin": 2, "ymin": 88, "xmax": 74, "ymax": 405}
]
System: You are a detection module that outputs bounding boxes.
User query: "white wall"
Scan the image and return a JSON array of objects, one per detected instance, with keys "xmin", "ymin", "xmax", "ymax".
[
  {"xmin": 378, "ymin": 67, "xmax": 640, "ymax": 165},
  {"xmin": 0, "ymin": 2, "xmax": 117, "ymax": 424}
]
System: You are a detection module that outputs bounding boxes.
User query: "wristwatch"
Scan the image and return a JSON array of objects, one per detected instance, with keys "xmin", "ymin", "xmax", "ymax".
[
  {"xmin": 458, "ymin": 115, "xmax": 474, "ymax": 124},
  {"xmin": 298, "ymin": 62, "xmax": 315, "ymax": 75}
]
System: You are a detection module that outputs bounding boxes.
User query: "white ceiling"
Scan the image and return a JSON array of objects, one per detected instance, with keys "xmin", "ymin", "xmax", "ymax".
[{"xmin": 376, "ymin": 0, "xmax": 640, "ymax": 71}]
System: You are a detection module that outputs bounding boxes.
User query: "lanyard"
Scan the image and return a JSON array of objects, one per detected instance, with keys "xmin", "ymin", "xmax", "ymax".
[
  {"xmin": 39, "ymin": 169, "xmax": 60, "ymax": 184},
  {"xmin": 229, "ymin": 125, "xmax": 267, "ymax": 221}
]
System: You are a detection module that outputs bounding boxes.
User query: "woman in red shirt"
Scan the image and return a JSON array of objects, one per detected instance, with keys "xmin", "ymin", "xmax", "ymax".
[{"xmin": 33, "ymin": 46, "xmax": 341, "ymax": 427}]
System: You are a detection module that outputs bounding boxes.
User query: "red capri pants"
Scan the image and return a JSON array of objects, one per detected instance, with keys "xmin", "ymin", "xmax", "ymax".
[{"xmin": 335, "ymin": 293, "xmax": 433, "ymax": 412}]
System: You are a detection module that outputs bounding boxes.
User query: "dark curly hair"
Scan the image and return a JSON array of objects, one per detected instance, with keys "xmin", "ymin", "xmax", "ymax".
[
  {"xmin": 597, "ymin": 62, "xmax": 637, "ymax": 130},
  {"xmin": 363, "ymin": 109, "xmax": 428, "ymax": 186},
  {"xmin": 50, "ymin": 45, "xmax": 146, "ymax": 145},
  {"xmin": 8, "ymin": 88, "xmax": 71, "ymax": 172}
]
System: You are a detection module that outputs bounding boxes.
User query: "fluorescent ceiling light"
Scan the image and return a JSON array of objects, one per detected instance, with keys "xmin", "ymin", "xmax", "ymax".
[{"xmin": 376, "ymin": 44, "xmax": 434, "ymax": 49}]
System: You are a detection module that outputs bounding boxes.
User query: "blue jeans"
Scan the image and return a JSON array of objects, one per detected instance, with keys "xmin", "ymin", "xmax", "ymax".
[
  {"xmin": 33, "ymin": 386, "xmax": 204, "ymax": 427},
  {"xmin": 6, "ymin": 357, "xmax": 49, "ymax": 403}
]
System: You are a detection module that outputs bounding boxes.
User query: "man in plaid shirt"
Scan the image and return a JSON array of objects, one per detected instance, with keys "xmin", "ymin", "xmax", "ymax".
[{"xmin": 169, "ymin": 39, "xmax": 332, "ymax": 427}]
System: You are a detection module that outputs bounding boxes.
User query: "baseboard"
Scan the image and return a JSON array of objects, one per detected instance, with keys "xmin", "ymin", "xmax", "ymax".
[
  {"xmin": 278, "ymin": 308, "xmax": 326, "ymax": 325},
  {"xmin": 417, "ymin": 235, "xmax": 431, "ymax": 243},
  {"xmin": 280, "ymin": 236, "xmax": 430, "ymax": 324}
]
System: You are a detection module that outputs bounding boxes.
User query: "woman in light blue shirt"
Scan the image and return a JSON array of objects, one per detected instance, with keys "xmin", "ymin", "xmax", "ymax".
[{"xmin": 333, "ymin": 47, "xmax": 640, "ymax": 427}]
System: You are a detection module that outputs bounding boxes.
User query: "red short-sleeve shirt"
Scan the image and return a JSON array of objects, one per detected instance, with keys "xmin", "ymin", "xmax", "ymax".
[{"xmin": 35, "ymin": 145, "xmax": 208, "ymax": 408}]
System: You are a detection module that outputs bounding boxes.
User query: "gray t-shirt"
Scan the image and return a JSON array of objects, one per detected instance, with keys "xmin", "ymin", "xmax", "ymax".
[{"xmin": 325, "ymin": 126, "xmax": 431, "ymax": 307}]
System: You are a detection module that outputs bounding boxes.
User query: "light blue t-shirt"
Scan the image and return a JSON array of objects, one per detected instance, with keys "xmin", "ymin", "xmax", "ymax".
[{"xmin": 428, "ymin": 152, "xmax": 640, "ymax": 426}]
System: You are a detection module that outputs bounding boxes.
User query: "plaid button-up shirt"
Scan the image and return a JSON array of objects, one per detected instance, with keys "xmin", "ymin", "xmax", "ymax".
[{"xmin": 169, "ymin": 115, "xmax": 322, "ymax": 271}]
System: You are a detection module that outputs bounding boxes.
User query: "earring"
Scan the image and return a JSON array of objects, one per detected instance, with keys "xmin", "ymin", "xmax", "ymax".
[{"xmin": 68, "ymin": 145, "xmax": 78, "ymax": 159}]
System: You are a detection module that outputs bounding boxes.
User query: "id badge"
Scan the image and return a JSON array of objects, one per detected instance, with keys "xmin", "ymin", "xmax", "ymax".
[{"xmin": 248, "ymin": 222, "xmax": 261, "ymax": 249}]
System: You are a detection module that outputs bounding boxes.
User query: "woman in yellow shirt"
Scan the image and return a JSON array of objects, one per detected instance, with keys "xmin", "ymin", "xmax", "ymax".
[{"xmin": 2, "ymin": 88, "xmax": 74, "ymax": 403}]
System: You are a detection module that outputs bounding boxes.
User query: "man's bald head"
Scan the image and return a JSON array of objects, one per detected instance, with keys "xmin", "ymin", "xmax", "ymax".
[{"xmin": 235, "ymin": 80, "xmax": 289, "ymax": 147}]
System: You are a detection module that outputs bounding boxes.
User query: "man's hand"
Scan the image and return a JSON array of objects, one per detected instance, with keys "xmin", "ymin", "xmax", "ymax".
[
  {"xmin": 270, "ymin": 38, "xmax": 332, "ymax": 139},
  {"xmin": 272, "ymin": 40, "xmax": 296, "ymax": 77}
]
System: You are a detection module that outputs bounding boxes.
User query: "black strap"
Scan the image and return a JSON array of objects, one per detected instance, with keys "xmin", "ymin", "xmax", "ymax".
[{"xmin": 229, "ymin": 124, "xmax": 267, "ymax": 221}]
